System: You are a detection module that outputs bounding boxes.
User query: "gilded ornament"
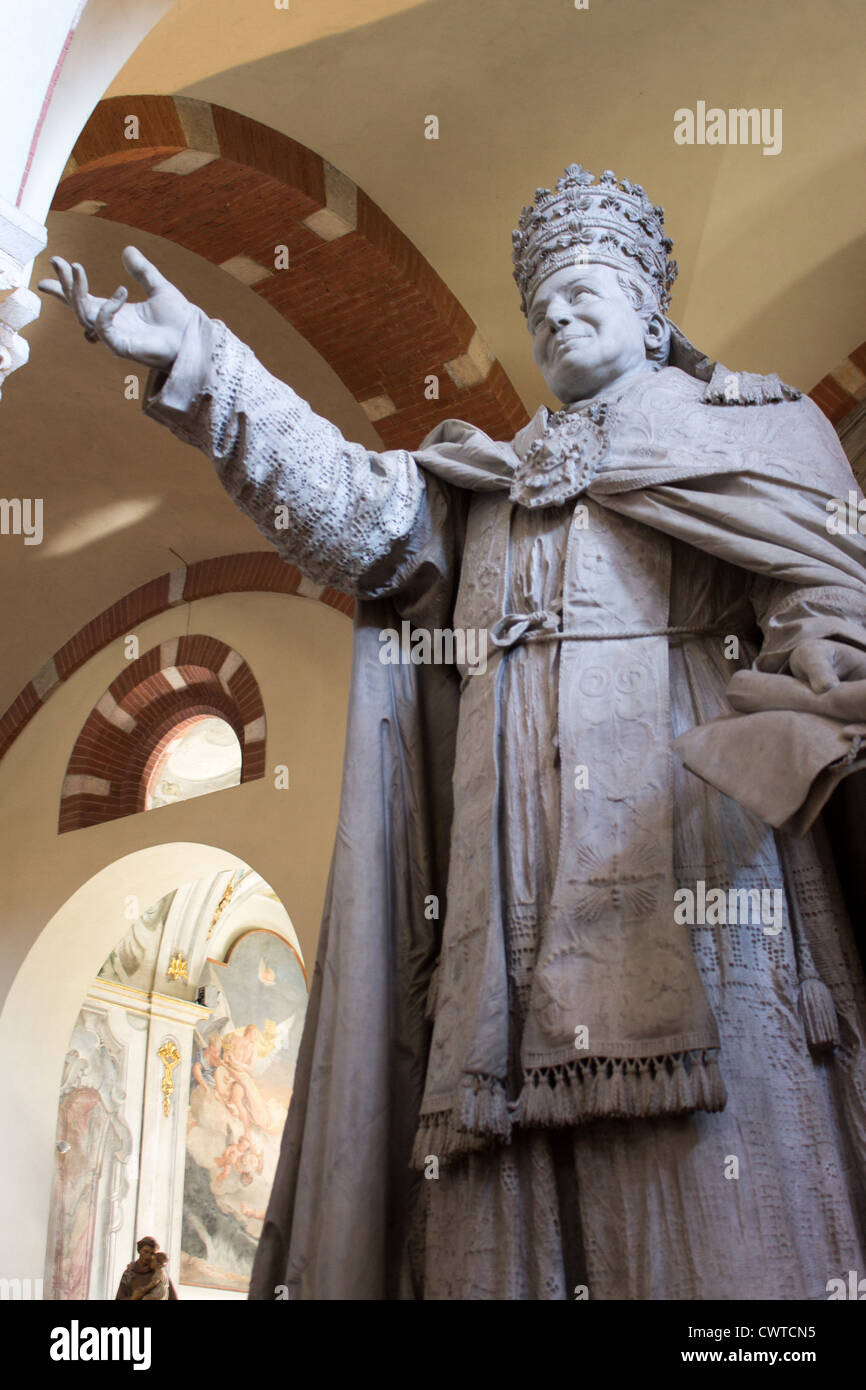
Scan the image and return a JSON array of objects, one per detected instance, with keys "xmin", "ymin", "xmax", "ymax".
[{"xmin": 157, "ymin": 1039, "xmax": 181, "ymax": 1118}]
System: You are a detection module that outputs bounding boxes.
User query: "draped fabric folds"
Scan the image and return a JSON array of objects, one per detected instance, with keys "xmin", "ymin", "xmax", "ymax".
[{"xmin": 249, "ymin": 365, "xmax": 866, "ymax": 1299}]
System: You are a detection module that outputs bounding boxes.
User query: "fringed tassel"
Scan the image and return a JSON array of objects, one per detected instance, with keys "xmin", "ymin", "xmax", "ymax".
[
  {"xmin": 458, "ymin": 1073, "xmax": 511, "ymax": 1140},
  {"xmin": 410, "ymin": 1074, "xmax": 511, "ymax": 1171},
  {"xmin": 410, "ymin": 1051, "xmax": 728, "ymax": 1171},
  {"xmin": 409, "ymin": 1109, "xmax": 491, "ymax": 1171},
  {"xmin": 798, "ymin": 977, "xmax": 840, "ymax": 1054},
  {"xmin": 605, "ymin": 1057, "xmax": 625, "ymax": 1114},
  {"xmin": 780, "ymin": 851, "xmax": 840, "ymax": 1056},
  {"xmin": 669, "ymin": 1054, "xmax": 690, "ymax": 1109},
  {"xmin": 552, "ymin": 1067, "xmax": 574, "ymax": 1123},
  {"xmin": 519, "ymin": 1048, "xmax": 726, "ymax": 1127},
  {"xmin": 691, "ymin": 1050, "xmax": 728, "ymax": 1112}
]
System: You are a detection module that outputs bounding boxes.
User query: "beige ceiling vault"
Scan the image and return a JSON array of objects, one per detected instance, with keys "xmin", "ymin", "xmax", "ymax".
[
  {"xmin": 110, "ymin": 0, "xmax": 866, "ymax": 404},
  {"xmin": 4, "ymin": 0, "xmax": 863, "ymax": 714}
]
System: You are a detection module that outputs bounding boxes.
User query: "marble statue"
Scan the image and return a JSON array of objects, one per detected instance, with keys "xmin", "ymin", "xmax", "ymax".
[
  {"xmin": 41, "ymin": 165, "xmax": 866, "ymax": 1301},
  {"xmin": 114, "ymin": 1237, "xmax": 177, "ymax": 1300}
]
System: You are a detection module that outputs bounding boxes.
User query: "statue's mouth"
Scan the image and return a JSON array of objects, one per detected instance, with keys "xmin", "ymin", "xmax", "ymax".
[{"xmin": 553, "ymin": 333, "xmax": 592, "ymax": 357}]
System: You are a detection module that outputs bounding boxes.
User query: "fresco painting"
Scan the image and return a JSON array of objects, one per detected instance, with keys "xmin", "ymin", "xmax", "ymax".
[{"xmin": 181, "ymin": 930, "xmax": 306, "ymax": 1291}]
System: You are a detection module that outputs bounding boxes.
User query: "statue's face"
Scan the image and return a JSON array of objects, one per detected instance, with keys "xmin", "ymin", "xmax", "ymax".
[{"xmin": 527, "ymin": 263, "xmax": 650, "ymax": 402}]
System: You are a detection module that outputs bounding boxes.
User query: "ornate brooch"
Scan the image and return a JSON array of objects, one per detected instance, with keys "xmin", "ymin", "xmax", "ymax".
[{"xmin": 510, "ymin": 402, "xmax": 611, "ymax": 509}]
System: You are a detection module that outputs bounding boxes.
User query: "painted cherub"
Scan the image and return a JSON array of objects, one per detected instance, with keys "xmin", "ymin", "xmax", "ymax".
[{"xmin": 213, "ymin": 1133, "xmax": 262, "ymax": 1188}]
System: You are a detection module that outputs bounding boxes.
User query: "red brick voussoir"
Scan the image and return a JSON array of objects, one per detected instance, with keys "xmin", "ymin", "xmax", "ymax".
[
  {"xmin": 58, "ymin": 634, "xmax": 264, "ymax": 833},
  {"xmin": 0, "ymin": 553, "xmax": 350, "ymax": 786},
  {"xmin": 54, "ymin": 95, "xmax": 529, "ymax": 451}
]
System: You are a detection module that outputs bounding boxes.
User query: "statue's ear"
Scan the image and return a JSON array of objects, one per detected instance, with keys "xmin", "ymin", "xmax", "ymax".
[{"xmin": 644, "ymin": 311, "xmax": 667, "ymax": 356}]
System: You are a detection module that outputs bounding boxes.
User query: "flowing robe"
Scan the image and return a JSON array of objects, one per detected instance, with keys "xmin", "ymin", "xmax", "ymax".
[{"xmin": 144, "ymin": 310, "xmax": 866, "ymax": 1299}]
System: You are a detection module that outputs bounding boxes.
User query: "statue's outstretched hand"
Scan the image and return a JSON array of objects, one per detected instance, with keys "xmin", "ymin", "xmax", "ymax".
[
  {"xmin": 37, "ymin": 246, "xmax": 194, "ymax": 372},
  {"xmin": 789, "ymin": 638, "xmax": 866, "ymax": 693}
]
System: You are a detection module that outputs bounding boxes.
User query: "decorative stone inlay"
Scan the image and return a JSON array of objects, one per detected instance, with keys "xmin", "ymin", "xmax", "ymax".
[
  {"xmin": 360, "ymin": 394, "xmax": 397, "ymax": 422},
  {"xmin": 296, "ymin": 576, "xmax": 324, "ymax": 600},
  {"xmin": 65, "ymin": 200, "xmax": 107, "ymax": 216},
  {"xmin": 167, "ymin": 567, "xmax": 187, "ymax": 606},
  {"xmin": 152, "ymin": 150, "xmax": 219, "ymax": 176},
  {"xmin": 32, "ymin": 657, "xmax": 60, "ymax": 701},
  {"xmin": 172, "ymin": 96, "xmax": 221, "ymax": 156},
  {"xmin": 444, "ymin": 330, "xmax": 496, "ymax": 388},
  {"xmin": 161, "ymin": 666, "xmax": 187, "ymax": 691},
  {"xmin": 218, "ymin": 254, "xmax": 274, "ymax": 286},
  {"xmin": 62, "ymin": 773, "xmax": 111, "ymax": 797},
  {"xmin": 832, "ymin": 358, "xmax": 866, "ymax": 399},
  {"xmin": 95, "ymin": 690, "xmax": 137, "ymax": 732},
  {"xmin": 303, "ymin": 162, "xmax": 357, "ymax": 242}
]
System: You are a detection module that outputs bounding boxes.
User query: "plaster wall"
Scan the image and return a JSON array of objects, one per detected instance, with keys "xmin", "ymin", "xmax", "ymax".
[
  {"xmin": 0, "ymin": 213, "xmax": 379, "ymax": 714},
  {"xmin": 112, "ymin": 0, "xmax": 866, "ymax": 402},
  {"xmin": 0, "ymin": 588, "xmax": 352, "ymax": 1280}
]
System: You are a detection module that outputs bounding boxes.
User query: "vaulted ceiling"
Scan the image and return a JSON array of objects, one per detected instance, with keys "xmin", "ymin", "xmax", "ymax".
[
  {"xmin": 3, "ymin": 0, "xmax": 865, "ymax": 720},
  {"xmin": 110, "ymin": 0, "xmax": 866, "ymax": 400}
]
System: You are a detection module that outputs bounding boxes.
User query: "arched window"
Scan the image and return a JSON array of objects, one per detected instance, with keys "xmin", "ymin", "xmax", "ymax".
[
  {"xmin": 145, "ymin": 716, "xmax": 243, "ymax": 810},
  {"xmin": 59, "ymin": 637, "xmax": 265, "ymax": 832}
]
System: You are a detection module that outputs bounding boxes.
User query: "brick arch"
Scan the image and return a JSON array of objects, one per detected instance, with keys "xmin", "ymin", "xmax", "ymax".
[
  {"xmin": 59, "ymin": 634, "xmax": 265, "ymax": 833},
  {"xmin": 0, "ymin": 551, "xmax": 349, "ymax": 767},
  {"xmin": 53, "ymin": 93, "xmax": 861, "ymax": 434},
  {"xmin": 54, "ymin": 94, "xmax": 528, "ymax": 449},
  {"xmin": 809, "ymin": 342, "xmax": 866, "ymax": 425}
]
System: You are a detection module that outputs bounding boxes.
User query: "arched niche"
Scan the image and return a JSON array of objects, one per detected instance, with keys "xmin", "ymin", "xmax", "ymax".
[
  {"xmin": 44, "ymin": 862, "xmax": 306, "ymax": 1300},
  {"xmin": 0, "ymin": 842, "xmax": 303, "ymax": 1289}
]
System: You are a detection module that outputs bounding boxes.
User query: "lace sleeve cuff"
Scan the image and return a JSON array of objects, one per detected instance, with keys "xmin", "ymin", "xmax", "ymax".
[{"xmin": 142, "ymin": 312, "xmax": 435, "ymax": 599}]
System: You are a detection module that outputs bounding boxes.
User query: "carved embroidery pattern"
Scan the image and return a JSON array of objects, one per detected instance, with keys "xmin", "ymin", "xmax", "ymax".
[{"xmin": 510, "ymin": 403, "xmax": 611, "ymax": 509}]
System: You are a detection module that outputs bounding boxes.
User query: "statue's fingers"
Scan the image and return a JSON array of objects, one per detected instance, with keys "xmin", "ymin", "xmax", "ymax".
[
  {"xmin": 36, "ymin": 278, "xmax": 67, "ymax": 301},
  {"xmin": 95, "ymin": 285, "xmax": 128, "ymax": 335},
  {"xmin": 122, "ymin": 246, "xmax": 169, "ymax": 297},
  {"xmin": 72, "ymin": 261, "xmax": 90, "ymax": 294},
  {"xmin": 48, "ymin": 257, "xmax": 75, "ymax": 304},
  {"xmin": 791, "ymin": 644, "xmax": 838, "ymax": 693},
  {"xmin": 70, "ymin": 262, "xmax": 94, "ymax": 320}
]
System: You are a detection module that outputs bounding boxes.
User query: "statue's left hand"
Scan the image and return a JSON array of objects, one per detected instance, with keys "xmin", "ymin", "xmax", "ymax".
[{"xmin": 789, "ymin": 638, "xmax": 866, "ymax": 693}]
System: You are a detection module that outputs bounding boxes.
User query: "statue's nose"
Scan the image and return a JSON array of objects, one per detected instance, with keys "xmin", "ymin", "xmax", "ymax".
[{"xmin": 546, "ymin": 301, "xmax": 572, "ymax": 329}]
